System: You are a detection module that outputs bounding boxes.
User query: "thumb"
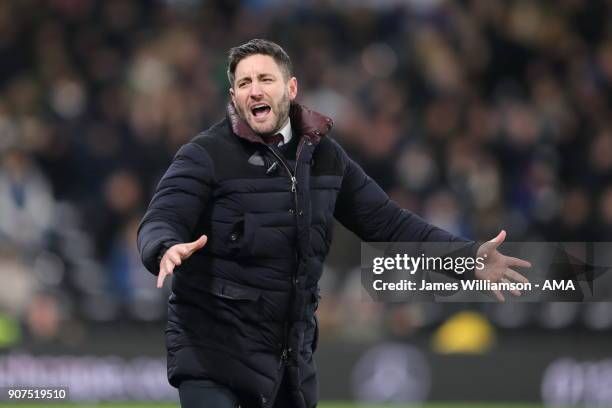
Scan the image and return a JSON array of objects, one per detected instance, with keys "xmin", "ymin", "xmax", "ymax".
[
  {"xmin": 489, "ymin": 229, "xmax": 506, "ymax": 249},
  {"xmin": 478, "ymin": 229, "xmax": 506, "ymax": 257},
  {"xmin": 186, "ymin": 235, "xmax": 208, "ymax": 252}
]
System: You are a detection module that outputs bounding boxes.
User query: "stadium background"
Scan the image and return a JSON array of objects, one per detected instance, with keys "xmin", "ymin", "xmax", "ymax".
[{"xmin": 0, "ymin": 0, "xmax": 611, "ymax": 406}]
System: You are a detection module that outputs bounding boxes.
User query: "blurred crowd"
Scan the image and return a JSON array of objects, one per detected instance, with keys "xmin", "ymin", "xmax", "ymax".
[{"xmin": 1, "ymin": 0, "xmax": 612, "ymax": 346}]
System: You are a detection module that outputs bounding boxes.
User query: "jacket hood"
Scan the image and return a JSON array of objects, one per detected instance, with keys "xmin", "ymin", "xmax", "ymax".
[{"xmin": 227, "ymin": 101, "xmax": 333, "ymax": 145}]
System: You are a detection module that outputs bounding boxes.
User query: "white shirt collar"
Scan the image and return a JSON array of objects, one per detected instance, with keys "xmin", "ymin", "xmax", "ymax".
[{"xmin": 277, "ymin": 118, "xmax": 292, "ymax": 146}]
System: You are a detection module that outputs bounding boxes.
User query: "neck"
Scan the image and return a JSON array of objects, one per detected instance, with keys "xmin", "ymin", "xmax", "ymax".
[
  {"xmin": 226, "ymin": 101, "xmax": 333, "ymax": 145},
  {"xmin": 258, "ymin": 119, "xmax": 288, "ymax": 139}
]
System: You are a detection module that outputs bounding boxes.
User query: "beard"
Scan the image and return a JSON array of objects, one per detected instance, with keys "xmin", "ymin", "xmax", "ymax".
[{"xmin": 236, "ymin": 89, "xmax": 291, "ymax": 137}]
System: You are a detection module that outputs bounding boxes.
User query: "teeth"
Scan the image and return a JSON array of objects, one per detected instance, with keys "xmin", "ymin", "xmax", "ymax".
[{"xmin": 251, "ymin": 104, "xmax": 271, "ymax": 118}]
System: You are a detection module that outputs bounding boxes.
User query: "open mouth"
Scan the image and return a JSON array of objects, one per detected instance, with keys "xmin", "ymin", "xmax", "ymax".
[{"xmin": 251, "ymin": 103, "xmax": 271, "ymax": 118}]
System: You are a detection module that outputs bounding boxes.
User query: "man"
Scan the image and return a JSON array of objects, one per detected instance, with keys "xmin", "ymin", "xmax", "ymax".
[{"xmin": 137, "ymin": 39, "xmax": 530, "ymax": 408}]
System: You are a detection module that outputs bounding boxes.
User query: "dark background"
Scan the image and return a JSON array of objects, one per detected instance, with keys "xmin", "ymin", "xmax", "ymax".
[{"xmin": 0, "ymin": 0, "xmax": 611, "ymax": 404}]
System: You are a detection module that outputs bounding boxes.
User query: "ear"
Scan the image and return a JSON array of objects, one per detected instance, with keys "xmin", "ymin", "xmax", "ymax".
[
  {"xmin": 229, "ymin": 87, "xmax": 236, "ymax": 105},
  {"xmin": 288, "ymin": 77, "xmax": 298, "ymax": 101}
]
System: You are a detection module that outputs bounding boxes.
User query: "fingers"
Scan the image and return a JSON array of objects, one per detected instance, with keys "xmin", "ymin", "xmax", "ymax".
[
  {"xmin": 157, "ymin": 269, "xmax": 167, "ymax": 288},
  {"xmin": 168, "ymin": 251, "xmax": 182, "ymax": 266},
  {"xmin": 156, "ymin": 235, "xmax": 208, "ymax": 288},
  {"xmin": 505, "ymin": 268, "xmax": 529, "ymax": 284},
  {"xmin": 492, "ymin": 289, "xmax": 505, "ymax": 302},
  {"xmin": 157, "ymin": 255, "xmax": 178, "ymax": 288},
  {"xmin": 501, "ymin": 278, "xmax": 521, "ymax": 296},
  {"xmin": 165, "ymin": 256, "xmax": 177, "ymax": 273},
  {"xmin": 175, "ymin": 246, "xmax": 190, "ymax": 258},
  {"xmin": 505, "ymin": 256, "xmax": 531, "ymax": 269}
]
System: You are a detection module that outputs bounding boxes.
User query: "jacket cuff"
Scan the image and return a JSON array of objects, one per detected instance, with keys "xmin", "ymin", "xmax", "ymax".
[
  {"xmin": 156, "ymin": 244, "xmax": 171, "ymax": 265},
  {"xmin": 143, "ymin": 239, "xmax": 179, "ymax": 275}
]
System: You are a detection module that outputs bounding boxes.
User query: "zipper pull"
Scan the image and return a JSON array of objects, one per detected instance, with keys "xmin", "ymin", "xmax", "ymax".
[
  {"xmin": 279, "ymin": 348, "xmax": 288, "ymax": 368},
  {"xmin": 290, "ymin": 176, "xmax": 297, "ymax": 192},
  {"xmin": 266, "ymin": 161, "xmax": 279, "ymax": 175}
]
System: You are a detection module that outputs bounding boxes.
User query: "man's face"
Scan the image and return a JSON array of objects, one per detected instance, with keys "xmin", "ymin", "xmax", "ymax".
[{"xmin": 230, "ymin": 54, "xmax": 298, "ymax": 136}]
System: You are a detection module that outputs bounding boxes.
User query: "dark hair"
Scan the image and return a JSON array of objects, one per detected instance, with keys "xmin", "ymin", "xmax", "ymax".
[{"xmin": 227, "ymin": 39, "xmax": 293, "ymax": 87}]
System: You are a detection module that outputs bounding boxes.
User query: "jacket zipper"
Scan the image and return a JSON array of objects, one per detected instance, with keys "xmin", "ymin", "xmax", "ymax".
[{"xmin": 265, "ymin": 140, "xmax": 305, "ymax": 365}]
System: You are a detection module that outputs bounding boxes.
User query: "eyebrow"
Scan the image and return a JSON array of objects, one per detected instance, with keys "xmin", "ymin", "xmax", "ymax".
[{"xmin": 236, "ymin": 73, "xmax": 277, "ymax": 83}]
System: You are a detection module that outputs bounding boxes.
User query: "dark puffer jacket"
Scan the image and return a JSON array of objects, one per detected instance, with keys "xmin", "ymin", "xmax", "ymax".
[{"xmin": 137, "ymin": 102, "xmax": 476, "ymax": 408}]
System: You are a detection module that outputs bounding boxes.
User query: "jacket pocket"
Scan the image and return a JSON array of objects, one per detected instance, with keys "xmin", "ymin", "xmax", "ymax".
[
  {"xmin": 208, "ymin": 213, "xmax": 259, "ymax": 259},
  {"xmin": 237, "ymin": 213, "xmax": 258, "ymax": 258},
  {"xmin": 199, "ymin": 276, "xmax": 264, "ymax": 328},
  {"xmin": 203, "ymin": 276, "xmax": 261, "ymax": 301}
]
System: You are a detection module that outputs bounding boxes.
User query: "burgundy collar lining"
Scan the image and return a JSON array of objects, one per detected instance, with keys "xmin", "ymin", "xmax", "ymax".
[{"xmin": 227, "ymin": 101, "xmax": 333, "ymax": 145}]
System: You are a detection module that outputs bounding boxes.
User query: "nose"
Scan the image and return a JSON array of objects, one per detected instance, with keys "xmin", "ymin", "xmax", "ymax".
[{"xmin": 249, "ymin": 81, "xmax": 263, "ymax": 99}]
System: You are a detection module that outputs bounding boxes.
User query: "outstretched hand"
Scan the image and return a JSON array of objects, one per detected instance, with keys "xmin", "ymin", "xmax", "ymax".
[
  {"xmin": 157, "ymin": 235, "xmax": 208, "ymax": 288},
  {"xmin": 476, "ymin": 230, "xmax": 531, "ymax": 302}
]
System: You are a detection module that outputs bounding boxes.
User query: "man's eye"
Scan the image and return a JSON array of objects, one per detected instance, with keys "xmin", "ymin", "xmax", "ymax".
[
  {"xmin": 263, "ymin": 78, "xmax": 273, "ymax": 83},
  {"xmin": 238, "ymin": 82, "xmax": 248, "ymax": 88}
]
